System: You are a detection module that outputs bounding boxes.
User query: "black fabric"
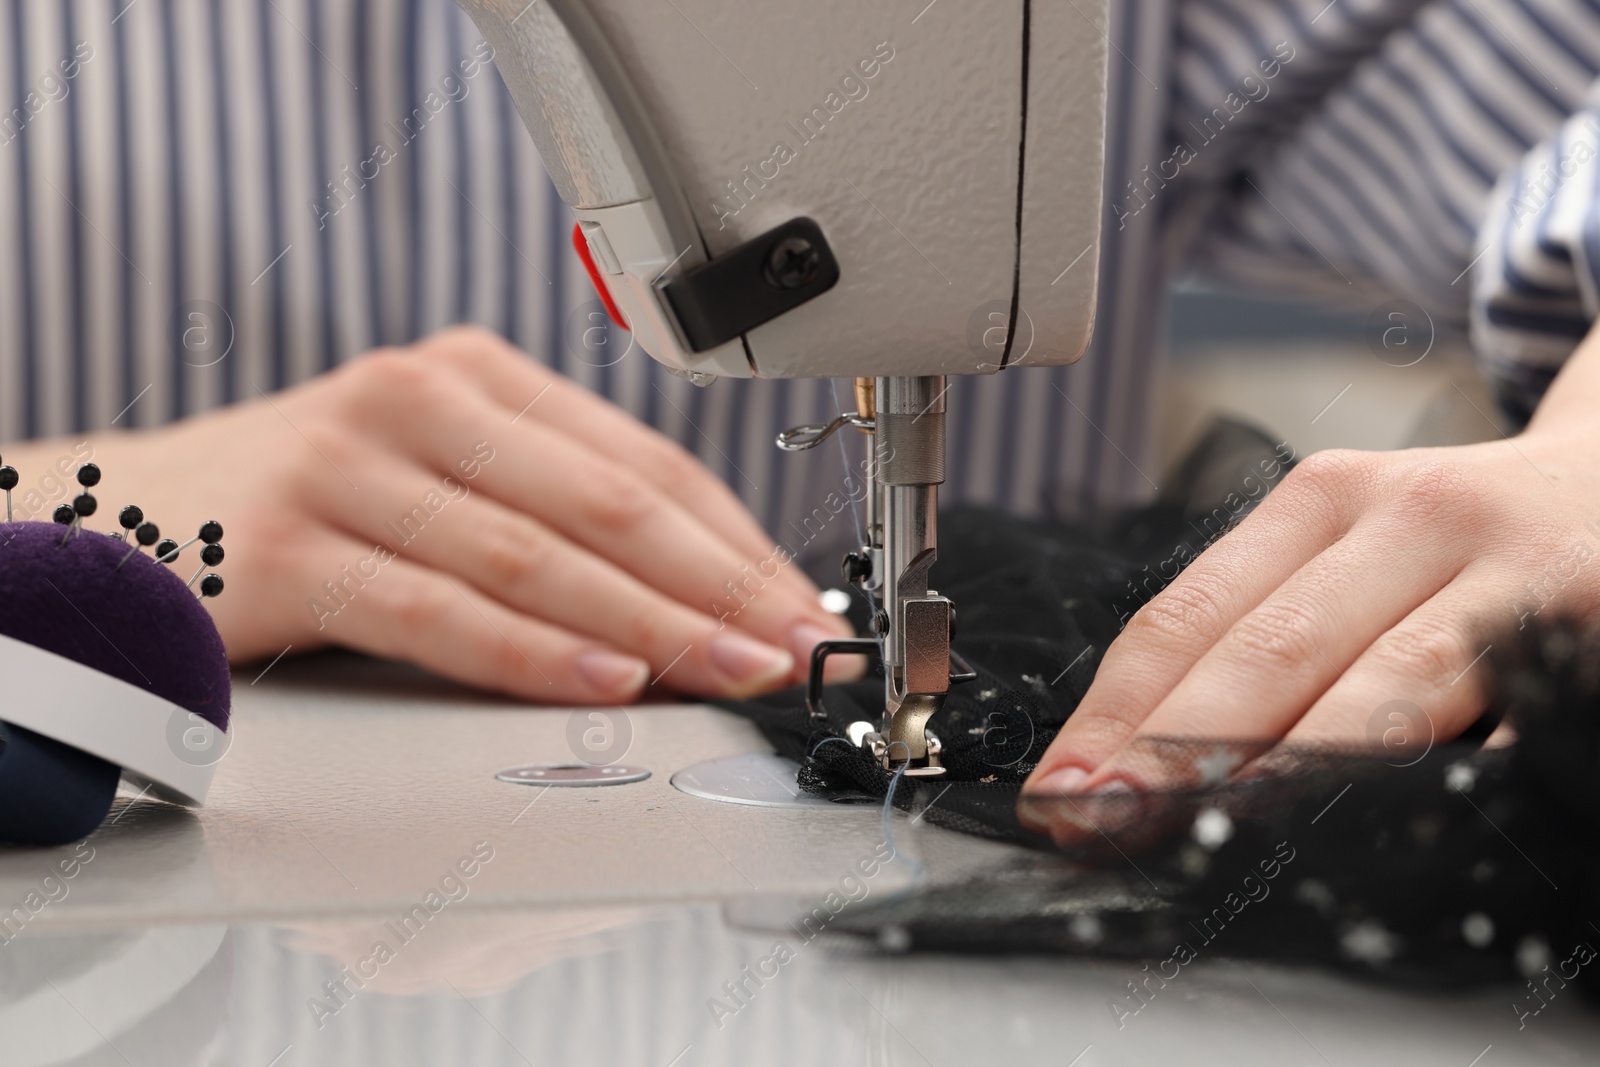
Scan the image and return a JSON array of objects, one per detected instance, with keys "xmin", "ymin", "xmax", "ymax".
[
  {"xmin": 721, "ymin": 420, "xmax": 1600, "ymax": 1006},
  {"xmin": 723, "ymin": 419, "xmax": 1299, "ymax": 837}
]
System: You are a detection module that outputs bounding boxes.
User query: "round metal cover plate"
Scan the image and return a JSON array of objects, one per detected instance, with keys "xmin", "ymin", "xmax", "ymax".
[
  {"xmin": 670, "ymin": 752, "xmax": 843, "ymax": 807},
  {"xmin": 495, "ymin": 763, "xmax": 651, "ymax": 786}
]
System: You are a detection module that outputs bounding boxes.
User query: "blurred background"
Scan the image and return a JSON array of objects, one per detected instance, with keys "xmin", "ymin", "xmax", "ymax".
[{"xmin": 1157, "ymin": 283, "xmax": 1506, "ymax": 477}]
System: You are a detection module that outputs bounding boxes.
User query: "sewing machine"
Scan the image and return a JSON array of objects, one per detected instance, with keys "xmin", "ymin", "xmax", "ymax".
[{"xmin": 456, "ymin": 0, "xmax": 1108, "ymax": 776}]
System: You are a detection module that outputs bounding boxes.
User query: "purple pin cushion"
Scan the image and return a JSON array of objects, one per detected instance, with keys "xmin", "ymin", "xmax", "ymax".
[
  {"xmin": 0, "ymin": 462, "xmax": 230, "ymax": 845},
  {"xmin": 0, "ymin": 521, "xmax": 230, "ymax": 729}
]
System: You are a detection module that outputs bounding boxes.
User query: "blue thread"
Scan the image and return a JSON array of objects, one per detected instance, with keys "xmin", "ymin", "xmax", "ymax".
[{"xmin": 879, "ymin": 758, "xmax": 925, "ymax": 895}]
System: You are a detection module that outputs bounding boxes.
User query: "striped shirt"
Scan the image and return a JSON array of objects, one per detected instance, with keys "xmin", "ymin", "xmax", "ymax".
[{"xmin": 0, "ymin": 0, "xmax": 1595, "ymax": 541}]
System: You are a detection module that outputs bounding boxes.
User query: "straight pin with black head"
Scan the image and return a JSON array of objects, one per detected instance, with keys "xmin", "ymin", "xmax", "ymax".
[
  {"xmin": 59, "ymin": 465, "xmax": 101, "ymax": 545},
  {"xmin": 52, "ymin": 505, "xmax": 75, "ymax": 546},
  {"xmin": 61, "ymin": 494, "xmax": 95, "ymax": 545},
  {"xmin": 67, "ymin": 490, "xmax": 97, "ymax": 542},
  {"xmin": 197, "ymin": 573, "xmax": 224, "ymax": 600},
  {"xmin": 117, "ymin": 505, "xmax": 143, "ymax": 542},
  {"xmin": 115, "ymin": 520, "xmax": 160, "ymax": 570},
  {"xmin": 187, "ymin": 542, "xmax": 224, "ymax": 589},
  {"xmin": 156, "ymin": 520, "xmax": 222, "ymax": 565},
  {"xmin": 0, "ymin": 462, "xmax": 17, "ymax": 522}
]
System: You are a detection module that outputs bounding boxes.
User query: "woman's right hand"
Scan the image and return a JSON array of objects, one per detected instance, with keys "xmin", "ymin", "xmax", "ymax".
[{"xmin": 15, "ymin": 327, "xmax": 853, "ymax": 704}]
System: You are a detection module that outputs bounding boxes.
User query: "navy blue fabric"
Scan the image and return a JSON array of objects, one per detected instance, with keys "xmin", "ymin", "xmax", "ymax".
[{"xmin": 0, "ymin": 720, "xmax": 118, "ymax": 846}]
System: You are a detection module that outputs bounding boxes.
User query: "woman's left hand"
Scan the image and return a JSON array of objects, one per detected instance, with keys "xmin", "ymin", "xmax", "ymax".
[{"xmin": 1021, "ymin": 328, "xmax": 1600, "ymax": 835}]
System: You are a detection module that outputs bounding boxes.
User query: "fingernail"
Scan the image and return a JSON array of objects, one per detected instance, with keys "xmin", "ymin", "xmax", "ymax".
[
  {"xmin": 1032, "ymin": 766, "xmax": 1091, "ymax": 795},
  {"xmin": 1092, "ymin": 779, "xmax": 1134, "ymax": 795},
  {"xmin": 709, "ymin": 631, "xmax": 795, "ymax": 690},
  {"xmin": 1016, "ymin": 793, "xmax": 1060, "ymax": 831},
  {"xmin": 575, "ymin": 649, "xmax": 649, "ymax": 697},
  {"xmin": 1019, "ymin": 767, "xmax": 1094, "ymax": 837}
]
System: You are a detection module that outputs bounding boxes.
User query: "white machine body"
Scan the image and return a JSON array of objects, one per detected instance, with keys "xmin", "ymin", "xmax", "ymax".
[
  {"xmin": 457, "ymin": 0, "xmax": 1108, "ymax": 380},
  {"xmin": 457, "ymin": 0, "xmax": 1110, "ymax": 776}
]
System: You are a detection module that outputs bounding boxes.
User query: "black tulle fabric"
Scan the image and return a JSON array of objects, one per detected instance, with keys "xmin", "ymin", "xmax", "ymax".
[{"xmin": 722, "ymin": 421, "xmax": 1600, "ymax": 1010}]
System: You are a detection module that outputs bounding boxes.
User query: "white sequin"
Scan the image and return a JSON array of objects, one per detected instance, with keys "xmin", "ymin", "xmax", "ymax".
[
  {"xmin": 1462, "ymin": 912, "xmax": 1495, "ymax": 949},
  {"xmin": 818, "ymin": 588, "xmax": 853, "ymax": 615},
  {"xmin": 1517, "ymin": 936, "xmax": 1551, "ymax": 977},
  {"xmin": 1341, "ymin": 920, "xmax": 1399, "ymax": 966},
  {"xmin": 1191, "ymin": 807, "xmax": 1234, "ymax": 849}
]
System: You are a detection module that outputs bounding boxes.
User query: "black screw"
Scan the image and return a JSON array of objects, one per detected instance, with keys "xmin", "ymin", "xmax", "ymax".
[
  {"xmin": 870, "ymin": 610, "xmax": 889, "ymax": 635},
  {"xmin": 764, "ymin": 236, "xmax": 820, "ymax": 290},
  {"xmin": 841, "ymin": 551, "xmax": 873, "ymax": 586}
]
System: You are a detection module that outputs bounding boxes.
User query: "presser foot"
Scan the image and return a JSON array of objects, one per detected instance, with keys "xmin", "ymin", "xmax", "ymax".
[
  {"xmin": 857, "ymin": 735, "xmax": 940, "ymax": 777},
  {"xmin": 858, "ymin": 727, "xmax": 947, "ymax": 778},
  {"xmin": 806, "ymin": 640, "xmax": 975, "ymax": 778}
]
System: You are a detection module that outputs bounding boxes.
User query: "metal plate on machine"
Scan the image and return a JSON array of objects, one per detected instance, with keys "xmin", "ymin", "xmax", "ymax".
[
  {"xmin": 496, "ymin": 763, "xmax": 652, "ymax": 786},
  {"xmin": 671, "ymin": 752, "xmax": 845, "ymax": 808}
]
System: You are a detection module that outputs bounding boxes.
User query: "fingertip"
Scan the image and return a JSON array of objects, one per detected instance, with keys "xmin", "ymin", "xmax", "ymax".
[
  {"xmin": 1017, "ymin": 765, "xmax": 1144, "ymax": 842},
  {"xmin": 786, "ymin": 619, "xmax": 866, "ymax": 685},
  {"xmin": 707, "ymin": 631, "xmax": 795, "ymax": 698},
  {"xmin": 574, "ymin": 648, "xmax": 651, "ymax": 703},
  {"xmin": 1030, "ymin": 765, "xmax": 1091, "ymax": 795},
  {"xmin": 1021, "ymin": 749, "xmax": 1090, "ymax": 793},
  {"xmin": 1018, "ymin": 764, "xmax": 1091, "ymax": 835},
  {"xmin": 1015, "ymin": 794, "xmax": 1056, "ymax": 834}
]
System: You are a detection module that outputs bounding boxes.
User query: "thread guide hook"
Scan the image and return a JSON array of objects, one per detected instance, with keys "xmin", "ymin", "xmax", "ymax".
[{"xmin": 775, "ymin": 412, "xmax": 875, "ymax": 452}]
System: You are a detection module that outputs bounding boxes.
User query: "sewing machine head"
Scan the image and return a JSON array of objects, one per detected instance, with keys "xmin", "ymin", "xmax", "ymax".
[{"xmin": 457, "ymin": 0, "xmax": 1109, "ymax": 773}]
